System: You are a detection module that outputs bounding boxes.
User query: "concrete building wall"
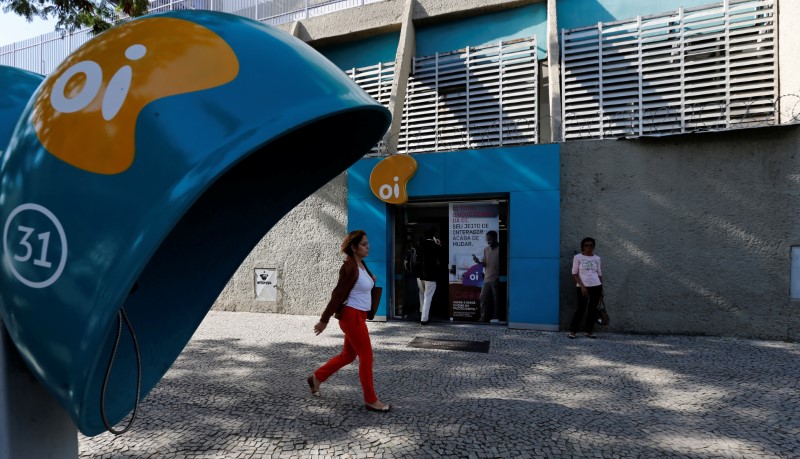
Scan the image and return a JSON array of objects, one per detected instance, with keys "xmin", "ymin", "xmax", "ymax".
[
  {"xmin": 560, "ymin": 125, "xmax": 800, "ymax": 341},
  {"xmin": 277, "ymin": 0, "xmax": 542, "ymax": 45},
  {"xmin": 414, "ymin": 4, "xmax": 546, "ymax": 57},
  {"xmin": 317, "ymin": 32, "xmax": 400, "ymax": 70},
  {"xmin": 213, "ymin": 174, "xmax": 348, "ymax": 316}
]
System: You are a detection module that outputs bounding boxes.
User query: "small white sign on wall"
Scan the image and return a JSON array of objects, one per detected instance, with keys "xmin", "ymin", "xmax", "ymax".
[{"xmin": 255, "ymin": 268, "xmax": 277, "ymax": 302}]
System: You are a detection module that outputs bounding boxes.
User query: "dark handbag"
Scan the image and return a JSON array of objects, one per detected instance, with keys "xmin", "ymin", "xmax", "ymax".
[
  {"xmin": 596, "ymin": 297, "xmax": 610, "ymax": 326},
  {"xmin": 367, "ymin": 286, "xmax": 382, "ymax": 320}
]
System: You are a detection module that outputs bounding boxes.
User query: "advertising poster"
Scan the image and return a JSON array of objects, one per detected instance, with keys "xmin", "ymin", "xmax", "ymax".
[{"xmin": 448, "ymin": 203, "xmax": 499, "ymax": 321}]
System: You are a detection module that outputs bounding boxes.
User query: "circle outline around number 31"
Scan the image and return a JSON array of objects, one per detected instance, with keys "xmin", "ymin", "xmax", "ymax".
[{"xmin": 3, "ymin": 203, "xmax": 68, "ymax": 289}]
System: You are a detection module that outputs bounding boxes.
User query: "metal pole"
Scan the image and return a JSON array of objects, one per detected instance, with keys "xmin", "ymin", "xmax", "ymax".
[
  {"xmin": 547, "ymin": 0, "xmax": 563, "ymax": 142},
  {"xmin": 0, "ymin": 317, "xmax": 78, "ymax": 459}
]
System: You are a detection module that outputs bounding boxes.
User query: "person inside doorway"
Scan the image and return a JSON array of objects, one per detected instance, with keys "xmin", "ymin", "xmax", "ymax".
[
  {"xmin": 473, "ymin": 230, "xmax": 501, "ymax": 323},
  {"xmin": 418, "ymin": 227, "xmax": 443, "ymax": 325},
  {"xmin": 402, "ymin": 234, "xmax": 421, "ymax": 318}
]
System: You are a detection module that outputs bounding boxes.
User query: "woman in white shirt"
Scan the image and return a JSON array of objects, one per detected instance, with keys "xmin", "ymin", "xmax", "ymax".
[
  {"xmin": 569, "ymin": 237, "xmax": 603, "ymax": 339},
  {"xmin": 309, "ymin": 230, "xmax": 391, "ymax": 412}
]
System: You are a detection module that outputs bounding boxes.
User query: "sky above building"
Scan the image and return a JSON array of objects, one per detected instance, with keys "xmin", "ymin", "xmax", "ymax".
[{"xmin": 1, "ymin": 12, "xmax": 60, "ymax": 47}]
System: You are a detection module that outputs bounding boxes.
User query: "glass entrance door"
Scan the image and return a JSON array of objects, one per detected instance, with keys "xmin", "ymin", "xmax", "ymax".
[
  {"xmin": 392, "ymin": 202, "xmax": 449, "ymax": 322},
  {"xmin": 392, "ymin": 199, "xmax": 509, "ymax": 324}
]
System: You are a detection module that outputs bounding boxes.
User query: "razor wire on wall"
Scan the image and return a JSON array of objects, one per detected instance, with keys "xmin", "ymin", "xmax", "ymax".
[{"xmin": 563, "ymin": 94, "xmax": 799, "ymax": 140}]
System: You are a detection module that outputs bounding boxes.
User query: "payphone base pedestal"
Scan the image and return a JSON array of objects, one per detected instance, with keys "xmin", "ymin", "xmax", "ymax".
[{"xmin": 0, "ymin": 317, "xmax": 77, "ymax": 459}]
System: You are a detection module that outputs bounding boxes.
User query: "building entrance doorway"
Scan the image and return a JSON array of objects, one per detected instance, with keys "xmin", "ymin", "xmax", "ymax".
[{"xmin": 392, "ymin": 199, "xmax": 508, "ymax": 324}]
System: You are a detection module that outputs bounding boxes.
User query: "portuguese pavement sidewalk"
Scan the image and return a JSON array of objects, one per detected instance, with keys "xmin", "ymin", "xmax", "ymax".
[{"xmin": 79, "ymin": 311, "xmax": 800, "ymax": 459}]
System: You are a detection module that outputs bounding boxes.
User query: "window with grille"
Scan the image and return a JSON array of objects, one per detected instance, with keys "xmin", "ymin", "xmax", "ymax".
[
  {"xmin": 345, "ymin": 61, "xmax": 395, "ymax": 154},
  {"xmin": 561, "ymin": 0, "xmax": 776, "ymax": 140},
  {"xmin": 398, "ymin": 38, "xmax": 538, "ymax": 153}
]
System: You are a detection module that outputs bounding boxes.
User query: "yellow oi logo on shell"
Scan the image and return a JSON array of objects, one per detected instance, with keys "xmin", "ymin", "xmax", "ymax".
[
  {"xmin": 369, "ymin": 154, "xmax": 418, "ymax": 204},
  {"xmin": 32, "ymin": 17, "xmax": 239, "ymax": 175}
]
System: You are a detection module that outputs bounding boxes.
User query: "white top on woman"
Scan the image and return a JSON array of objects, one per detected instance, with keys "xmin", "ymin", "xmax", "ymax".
[
  {"xmin": 345, "ymin": 267, "xmax": 375, "ymax": 311},
  {"xmin": 572, "ymin": 254, "xmax": 602, "ymax": 287}
]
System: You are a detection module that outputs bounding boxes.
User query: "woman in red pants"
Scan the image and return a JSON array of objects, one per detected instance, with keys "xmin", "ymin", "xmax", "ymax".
[{"xmin": 307, "ymin": 230, "xmax": 391, "ymax": 412}]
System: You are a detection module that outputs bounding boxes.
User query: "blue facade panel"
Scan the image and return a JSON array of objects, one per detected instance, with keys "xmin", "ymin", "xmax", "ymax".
[
  {"xmin": 348, "ymin": 143, "xmax": 561, "ymax": 330},
  {"xmin": 317, "ymin": 32, "xmax": 400, "ymax": 70},
  {"xmin": 347, "ymin": 197, "xmax": 389, "ymax": 262},
  {"xmin": 508, "ymin": 258, "xmax": 560, "ymax": 328},
  {"xmin": 443, "ymin": 145, "xmax": 559, "ymax": 194},
  {"xmin": 557, "ymin": 0, "xmax": 715, "ymax": 31},
  {"xmin": 406, "ymin": 153, "xmax": 447, "ymax": 197},
  {"xmin": 348, "ymin": 157, "xmax": 380, "ymax": 200},
  {"xmin": 402, "ymin": 144, "xmax": 560, "ymax": 198},
  {"xmin": 416, "ymin": 4, "xmax": 548, "ymax": 58},
  {"xmin": 510, "ymin": 190, "xmax": 560, "ymax": 259},
  {"xmin": 347, "ymin": 196, "xmax": 390, "ymax": 317},
  {"xmin": 364, "ymin": 249, "xmax": 389, "ymax": 318}
]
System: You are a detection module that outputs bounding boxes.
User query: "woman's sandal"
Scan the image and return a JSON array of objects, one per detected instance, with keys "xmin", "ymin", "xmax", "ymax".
[
  {"xmin": 365, "ymin": 403, "xmax": 391, "ymax": 413},
  {"xmin": 307, "ymin": 376, "xmax": 320, "ymax": 397}
]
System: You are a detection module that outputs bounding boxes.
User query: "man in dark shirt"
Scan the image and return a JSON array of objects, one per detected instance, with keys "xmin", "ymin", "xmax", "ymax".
[{"xmin": 418, "ymin": 228, "xmax": 443, "ymax": 324}]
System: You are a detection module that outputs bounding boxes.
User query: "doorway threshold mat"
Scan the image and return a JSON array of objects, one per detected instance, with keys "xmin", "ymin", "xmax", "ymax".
[{"xmin": 408, "ymin": 337, "xmax": 490, "ymax": 353}]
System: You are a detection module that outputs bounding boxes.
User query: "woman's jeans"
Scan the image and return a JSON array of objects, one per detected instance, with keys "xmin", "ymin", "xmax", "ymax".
[
  {"xmin": 570, "ymin": 285, "xmax": 603, "ymax": 334},
  {"xmin": 314, "ymin": 306, "xmax": 377, "ymax": 403}
]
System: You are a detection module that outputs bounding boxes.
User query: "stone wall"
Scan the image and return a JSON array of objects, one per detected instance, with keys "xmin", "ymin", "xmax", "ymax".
[
  {"xmin": 560, "ymin": 125, "xmax": 800, "ymax": 340},
  {"xmin": 213, "ymin": 173, "xmax": 348, "ymax": 317}
]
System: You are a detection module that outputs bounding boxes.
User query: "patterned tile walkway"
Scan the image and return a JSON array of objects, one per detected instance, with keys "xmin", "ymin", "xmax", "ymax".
[{"xmin": 79, "ymin": 311, "xmax": 800, "ymax": 458}]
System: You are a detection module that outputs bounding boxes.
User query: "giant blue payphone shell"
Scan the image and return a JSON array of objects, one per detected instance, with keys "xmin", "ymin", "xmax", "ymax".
[
  {"xmin": 0, "ymin": 12, "xmax": 390, "ymax": 436},
  {"xmin": 0, "ymin": 67, "xmax": 43, "ymax": 154}
]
